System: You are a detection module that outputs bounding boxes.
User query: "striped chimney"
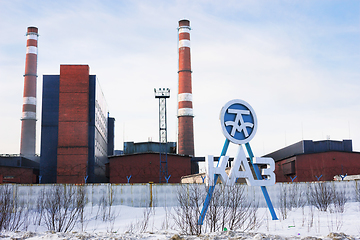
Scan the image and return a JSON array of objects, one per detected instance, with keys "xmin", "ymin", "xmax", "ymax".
[
  {"xmin": 177, "ymin": 19, "xmax": 194, "ymax": 156},
  {"xmin": 20, "ymin": 26, "xmax": 38, "ymax": 157}
]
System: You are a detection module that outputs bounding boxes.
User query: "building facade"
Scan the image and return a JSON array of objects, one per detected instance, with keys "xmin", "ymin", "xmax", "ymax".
[
  {"xmin": 40, "ymin": 65, "xmax": 113, "ymax": 183},
  {"xmin": 108, "ymin": 152, "xmax": 191, "ymax": 183},
  {"xmin": 0, "ymin": 155, "xmax": 39, "ymax": 184},
  {"xmin": 264, "ymin": 140, "xmax": 360, "ymax": 182}
]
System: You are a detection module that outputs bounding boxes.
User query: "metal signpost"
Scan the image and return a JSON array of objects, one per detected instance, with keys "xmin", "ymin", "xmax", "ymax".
[{"xmin": 198, "ymin": 99, "xmax": 278, "ymax": 225}]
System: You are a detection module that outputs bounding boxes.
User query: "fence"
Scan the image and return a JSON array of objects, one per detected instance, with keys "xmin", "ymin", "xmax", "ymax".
[{"xmin": 3, "ymin": 180, "xmax": 360, "ymax": 209}]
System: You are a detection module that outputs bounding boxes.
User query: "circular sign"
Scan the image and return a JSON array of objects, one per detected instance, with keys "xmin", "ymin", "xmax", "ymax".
[{"xmin": 220, "ymin": 99, "xmax": 257, "ymax": 144}]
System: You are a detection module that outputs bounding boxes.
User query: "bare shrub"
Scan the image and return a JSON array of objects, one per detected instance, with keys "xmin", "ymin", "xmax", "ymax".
[
  {"xmin": 97, "ymin": 188, "xmax": 114, "ymax": 222},
  {"xmin": 0, "ymin": 185, "xmax": 29, "ymax": 231},
  {"xmin": 125, "ymin": 205, "xmax": 154, "ymax": 233},
  {"xmin": 77, "ymin": 185, "xmax": 87, "ymax": 231},
  {"xmin": 161, "ymin": 206, "xmax": 173, "ymax": 230},
  {"xmin": 139, "ymin": 206, "xmax": 154, "ymax": 232},
  {"xmin": 225, "ymin": 184, "xmax": 260, "ymax": 231},
  {"xmin": 278, "ymin": 184, "xmax": 289, "ymax": 220},
  {"xmin": 173, "ymin": 184, "xmax": 260, "ymax": 235},
  {"xmin": 205, "ymin": 184, "xmax": 223, "ymax": 232},
  {"xmin": 307, "ymin": 206, "xmax": 314, "ymax": 232},
  {"xmin": 278, "ymin": 183, "xmax": 306, "ymax": 220},
  {"xmin": 356, "ymin": 180, "xmax": 360, "ymax": 202},
  {"xmin": 42, "ymin": 184, "xmax": 86, "ymax": 232},
  {"xmin": 33, "ymin": 187, "xmax": 45, "ymax": 226},
  {"xmin": 288, "ymin": 183, "xmax": 306, "ymax": 209},
  {"xmin": 332, "ymin": 185, "xmax": 347, "ymax": 213},
  {"xmin": 95, "ymin": 186, "xmax": 120, "ymax": 232},
  {"xmin": 307, "ymin": 182, "xmax": 334, "ymax": 212},
  {"xmin": 173, "ymin": 184, "xmax": 204, "ymax": 235},
  {"xmin": 327, "ymin": 211, "xmax": 344, "ymax": 232}
]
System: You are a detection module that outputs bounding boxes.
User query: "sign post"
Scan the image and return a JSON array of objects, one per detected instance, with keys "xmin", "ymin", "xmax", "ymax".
[{"xmin": 198, "ymin": 99, "xmax": 278, "ymax": 225}]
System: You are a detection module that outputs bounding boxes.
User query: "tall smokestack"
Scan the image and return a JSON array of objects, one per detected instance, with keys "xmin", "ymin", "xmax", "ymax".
[
  {"xmin": 177, "ymin": 19, "xmax": 194, "ymax": 156},
  {"xmin": 20, "ymin": 26, "xmax": 38, "ymax": 157}
]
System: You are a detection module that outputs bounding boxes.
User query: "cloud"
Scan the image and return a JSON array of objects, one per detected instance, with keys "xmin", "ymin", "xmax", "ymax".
[{"xmin": 0, "ymin": 0, "xmax": 359, "ymax": 158}]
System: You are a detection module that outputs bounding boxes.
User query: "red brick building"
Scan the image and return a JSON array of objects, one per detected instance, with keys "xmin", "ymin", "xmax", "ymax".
[
  {"xmin": 108, "ymin": 152, "xmax": 191, "ymax": 183},
  {"xmin": 57, "ymin": 65, "xmax": 90, "ymax": 183},
  {"xmin": 274, "ymin": 151, "xmax": 360, "ymax": 182},
  {"xmin": 264, "ymin": 140, "xmax": 360, "ymax": 182},
  {"xmin": 0, "ymin": 166, "xmax": 36, "ymax": 184},
  {"xmin": 40, "ymin": 65, "xmax": 113, "ymax": 184},
  {"xmin": 0, "ymin": 155, "xmax": 39, "ymax": 184}
]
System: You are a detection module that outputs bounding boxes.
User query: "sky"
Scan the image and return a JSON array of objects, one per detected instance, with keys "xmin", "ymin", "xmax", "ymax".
[{"xmin": 0, "ymin": 0, "xmax": 359, "ymax": 159}]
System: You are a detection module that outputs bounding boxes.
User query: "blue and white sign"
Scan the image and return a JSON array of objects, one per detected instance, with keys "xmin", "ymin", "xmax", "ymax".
[
  {"xmin": 220, "ymin": 99, "xmax": 257, "ymax": 145},
  {"xmin": 198, "ymin": 99, "xmax": 278, "ymax": 225}
]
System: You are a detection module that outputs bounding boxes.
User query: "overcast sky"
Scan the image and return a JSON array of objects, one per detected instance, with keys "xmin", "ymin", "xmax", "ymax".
[{"xmin": 0, "ymin": 0, "xmax": 359, "ymax": 159}]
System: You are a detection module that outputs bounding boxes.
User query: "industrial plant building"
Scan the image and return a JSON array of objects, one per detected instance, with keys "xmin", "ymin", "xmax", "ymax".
[
  {"xmin": 106, "ymin": 141, "xmax": 197, "ymax": 183},
  {"xmin": 0, "ymin": 26, "xmax": 40, "ymax": 184},
  {"xmin": 181, "ymin": 139, "xmax": 360, "ymax": 183},
  {"xmin": 2, "ymin": 23, "xmax": 360, "ymax": 185},
  {"xmin": 0, "ymin": 154, "xmax": 39, "ymax": 184},
  {"xmin": 108, "ymin": 153, "xmax": 191, "ymax": 183},
  {"xmin": 40, "ymin": 65, "xmax": 114, "ymax": 184},
  {"xmin": 264, "ymin": 139, "xmax": 360, "ymax": 182}
]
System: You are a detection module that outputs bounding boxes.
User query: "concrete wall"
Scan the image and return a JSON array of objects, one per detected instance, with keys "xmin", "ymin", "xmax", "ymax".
[{"xmin": 3, "ymin": 180, "xmax": 359, "ymax": 209}]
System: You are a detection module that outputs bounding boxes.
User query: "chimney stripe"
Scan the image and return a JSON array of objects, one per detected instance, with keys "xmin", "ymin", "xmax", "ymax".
[
  {"xmin": 179, "ymin": 27, "xmax": 190, "ymax": 34},
  {"xmin": 27, "ymin": 34, "xmax": 38, "ymax": 40},
  {"xmin": 22, "ymin": 112, "xmax": 36, "ymax": 120},
  {"xmin": 23, "ymin": 97, "xmax": 37, "ymax": 105},
  {"xmin": 178, "ymin": 93, "xmax": 192, "ymax": 102},
  {"xmin": 178, "ymin": 108, "xmax": 193, "ymax": 117},
  {"xmin": 26, "ymin": 46, "xmax": 38, "ymax": 54},
  {"xmin": 179, "ymin": 39, "xmax": 190, "ymax": 48}
]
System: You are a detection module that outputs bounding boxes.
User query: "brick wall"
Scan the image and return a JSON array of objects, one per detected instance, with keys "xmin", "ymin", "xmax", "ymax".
[
  {"xmin": 109, "ymin": 153, "xmax": 191, "ymax": 183},
  {"xmin": 57, "ymin": 65, "xmax": 90, "ymax": 183},
  {"xmin": 275, "ymin": 151, "xmax": 360, "ymax": 182},
  {"xmin": 178, "ymin": 117, "xmax": 194, "ymax": 156},
  {"xmin": 0, "ymin": 166, "xmax": 35, "ymax": 184}
]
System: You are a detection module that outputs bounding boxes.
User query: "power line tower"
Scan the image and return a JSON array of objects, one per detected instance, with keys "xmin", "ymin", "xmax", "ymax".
[{"xmin": 154, "ymin": 88, "xmax": 170, "ymax": 183}]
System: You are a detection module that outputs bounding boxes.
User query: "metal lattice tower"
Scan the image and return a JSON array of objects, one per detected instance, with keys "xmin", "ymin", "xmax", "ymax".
[{"xmin": 154, "ymin": 88, "xmax": 170, "ymax": 183}]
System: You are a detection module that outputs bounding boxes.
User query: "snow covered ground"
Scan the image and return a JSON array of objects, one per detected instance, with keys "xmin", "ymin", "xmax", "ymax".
[{"xmin": 1, "ymin": 202, "xmax": 360, "ymax": 239}]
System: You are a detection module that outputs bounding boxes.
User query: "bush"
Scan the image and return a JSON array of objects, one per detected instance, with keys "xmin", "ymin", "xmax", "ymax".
[
  {"xmin": 307, "ymin": 182, "xmax": 334, "ymax": 212},
  {"xmin": 0, "ymin": 185, "xmax": 29, "ymax": 231},
  {"xmin": 173, "ymin": 184, "xmax": 204, "ymax": 235},
  {"xmin": 41, "ymin": 184, "xmax": 86, "ymax": 232},
  {"xmin": 173, "ymin": 184, "xmax": 259, "ymax": 235},
  {"xmin": 332, "ymin": 185, "xmax": 347, "ymax": 213}
]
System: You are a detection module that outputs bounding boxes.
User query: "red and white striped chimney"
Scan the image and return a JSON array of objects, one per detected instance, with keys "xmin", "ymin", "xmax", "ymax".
[
  {"xmin": 177, "ymin": 19, "xmax": 195, "ymax": 156},
  {"xmin": 20, "ymin": 26, "xmax": 38, "ymax": 157}
]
